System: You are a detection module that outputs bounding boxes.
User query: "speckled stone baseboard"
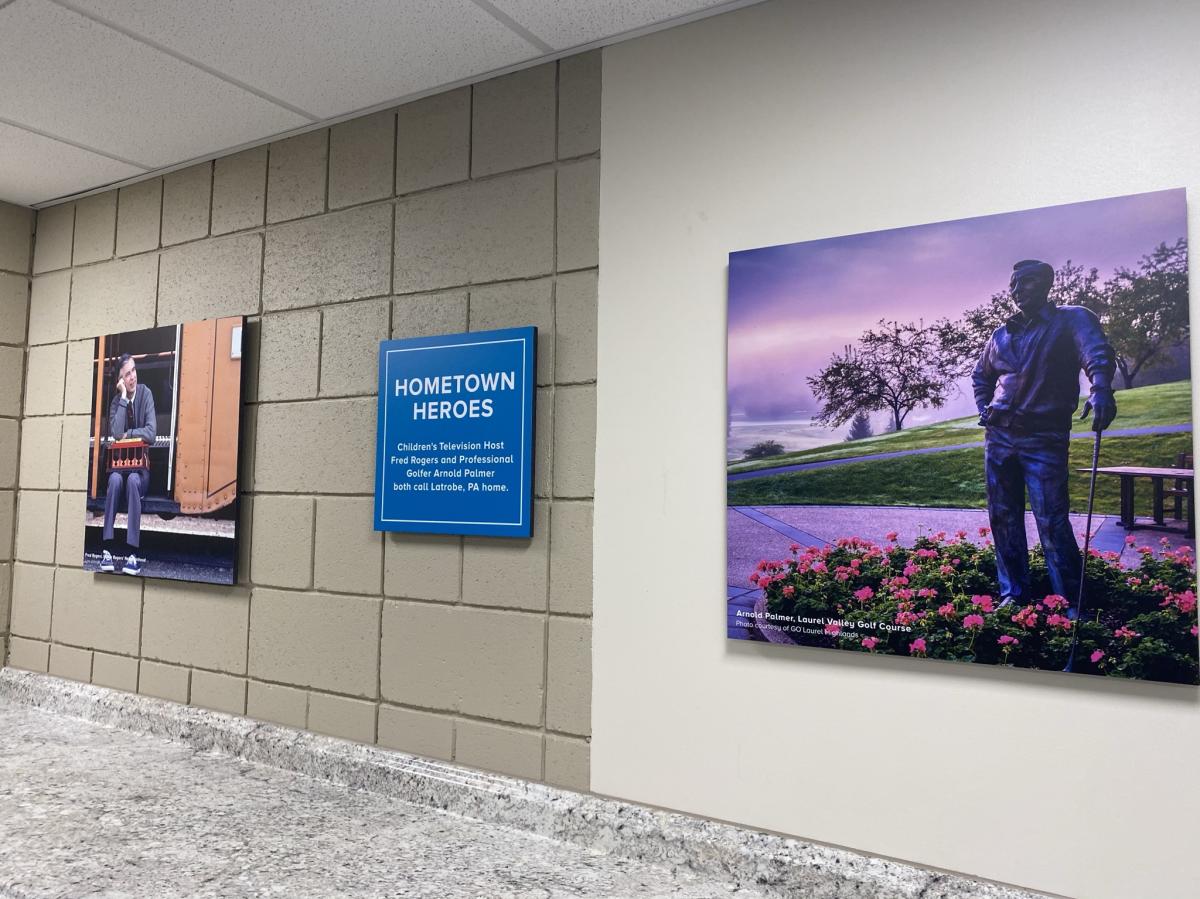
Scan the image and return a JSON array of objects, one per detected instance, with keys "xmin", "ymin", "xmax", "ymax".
[{"xmin": 0, "ymin": 668, "xmax": 1049, "ymax": 899}]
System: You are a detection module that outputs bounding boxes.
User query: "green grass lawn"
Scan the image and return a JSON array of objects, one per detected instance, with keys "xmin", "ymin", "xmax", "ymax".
[
  {"xmin": 727, "ymin": 432, "xmax": 1194, "ymax": 517},
  {"xmin": 728, "ymin": 379, "xmax": 1192, "ymax": 473}
]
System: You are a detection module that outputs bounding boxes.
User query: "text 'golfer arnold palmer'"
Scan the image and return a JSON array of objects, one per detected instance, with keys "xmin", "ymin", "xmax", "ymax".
[{"xmin": 393, "ymin": 370, "xmax": 517, "ymax": 420}]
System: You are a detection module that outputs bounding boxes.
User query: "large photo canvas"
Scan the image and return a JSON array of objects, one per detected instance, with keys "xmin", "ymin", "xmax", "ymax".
[
  {"xmin": 727, "ymin": 189, "xmax": 1197, "ymax": 684},
  {"xmin": 83, "ymin": 317, "xmax": 245, "ymax": 586}
]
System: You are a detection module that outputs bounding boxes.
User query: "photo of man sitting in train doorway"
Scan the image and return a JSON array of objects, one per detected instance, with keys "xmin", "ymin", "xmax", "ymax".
[{"xmin": 82, "ymin": 316, "xmax": 245, "ymax": 585}]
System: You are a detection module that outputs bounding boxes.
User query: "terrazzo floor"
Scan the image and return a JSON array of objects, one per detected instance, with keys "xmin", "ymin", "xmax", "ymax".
[{"xmin": 0, "ymin": 697, "xmax": 770, "ymax": 899}]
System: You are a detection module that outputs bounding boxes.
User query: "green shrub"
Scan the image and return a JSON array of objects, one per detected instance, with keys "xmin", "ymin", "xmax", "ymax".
[{"xmin": 743, "ymin": 440, "xmax": 786, "ymax": 460}]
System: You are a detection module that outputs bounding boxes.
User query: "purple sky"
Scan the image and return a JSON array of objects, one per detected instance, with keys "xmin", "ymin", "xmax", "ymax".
[{"xmin": 727, "ymin": 188, "xmax": 1188, "ymax": 430}]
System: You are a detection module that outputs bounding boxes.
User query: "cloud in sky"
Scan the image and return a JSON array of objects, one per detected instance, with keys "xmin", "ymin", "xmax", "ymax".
[{"xmin": 727, "ymin": 188, "xmax": 1188, "ymax": 422}]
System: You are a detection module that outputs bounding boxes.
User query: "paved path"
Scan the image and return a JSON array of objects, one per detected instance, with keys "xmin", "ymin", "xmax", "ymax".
[
  {"xmin": 728, "ymin": 423, "xmax": 1192, "ymax": 482},
  {"xmin": 727, "ymin": 503, "xmax": 1195, "ymax": 589},
  {"xmin": 0, "ymin": 698, "xmax": 773, "ymax": 899}
]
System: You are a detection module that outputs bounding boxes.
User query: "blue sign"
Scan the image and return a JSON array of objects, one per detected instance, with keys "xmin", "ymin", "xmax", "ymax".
[{"xmin": 374, "ymin": 327, "xmax": 536, "ymax": 537}]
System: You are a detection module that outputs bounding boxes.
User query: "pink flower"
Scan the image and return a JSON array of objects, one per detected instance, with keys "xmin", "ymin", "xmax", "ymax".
[
  {"xmin": 853, "ymin": 586, "xmax": 875, "ymax": 602},
  {"xmin": 1011, "ymin": 606, "xmax": 1038, "ymax": 629},
  {"xmin": 963, "ymin": 614, "xmax": 985, "ymax": 630},
  {"xmin": 1090, "ymin": 650, "xmax": 1105, "ymax": 664},
  {"xmin": 895, "ymin": 610, "xmax": 919, "ymax": 626},
  {"xmin": 861, "ymin": 636, "xmax": 879, "ymax": 650},
  {"xmin": 782, "ymin": 586, "xmax": 795, "ymax": 597},
  {"xmin": 952, "ymin": 558, "xmax": 961, "ymax": 566},
  {"xmin": 917, "ymin": 587, "xmax": 938, "ymax": 599},
  {"xmin": 1113, "ymin": 626, "xmax": 1139, "ymax": 639},
  {"xmin": 890, "ymin": 576, "xmax": 910, "ymax": 587},
  {"xmin": 1042, "ymin": 594, "xmax": 1068, "ymax": 610},
  {"xmin": 894, "ymin": 589, "xmax": 915, "ymax": 601},
  {"xmin": 939, "ymin": 565, "xmax": 954, "ymax": 576},
  {"xmin": 978, "ymin": 526, "xmax": 991, "ymax": 537},
  {"xmin": 909, "ymin": 638, "xmax": 927, "ymax": 655},
  {"xmin": 998, "ymin": 635, "xmax": 1019, "ymax": 647},
  {"xmin": 812, "ymin": 562, "xmax": 827, "ymax": 574},
  {"xmin": 749, "ymin": 573, "xmax": 760, "ymax": 585},
  {"xmin": 824, "ymin": 622, "xmax": 841, "ymax": 636},
  {"xmin": 1046, "ymin": 614, "xmax": 1073, "ymax": 630},
  {"xmin": 789, "ymin": 543, "xmax": 800, "ymax": 554},
  {"xmin": 971, "ymin": 594, "xmax": 995, "ymax": 613},
  {"xmin": 849, "ymin": 559, "xmax": 861, "ymax": 569},
  {"xmin": 1191, "ymin": 626, "xmax": 1198, "ymax": 637},
  {"xmin": 1173, "ymin": 590, "xmax": 1197, "ymax": 613},
  {"xmin": 955, "ymin": 529, "xmax": 968, "ymax": 540},
  {"xmin": 903, "ymin": 564, "xmax": 919, "ymax": 577},
  {"xmin": 933, "ymin": 532, "xmax": 947, "ymax": 542},
  {"xmin": 938, "ymin": 603, "xmax": 957, "ymax": 619},
  {"xmin": 886, "ymin": 531, "xmax": 899, "ymax": 542},
  {"xmin": 1125, "ymin": 535, "xmax": 1137, "ymax": 546}
]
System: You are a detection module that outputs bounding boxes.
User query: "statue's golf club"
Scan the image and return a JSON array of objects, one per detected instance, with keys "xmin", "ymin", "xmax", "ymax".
[{"xmin": 1064, "ymin": 427, "xmax": 1103, "ymax": 673}]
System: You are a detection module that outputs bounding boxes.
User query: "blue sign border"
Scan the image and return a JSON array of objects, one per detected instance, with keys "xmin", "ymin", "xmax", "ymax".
[{"xmin": 373, "ymin": 326, "xmax": 536, "ymax": 538}]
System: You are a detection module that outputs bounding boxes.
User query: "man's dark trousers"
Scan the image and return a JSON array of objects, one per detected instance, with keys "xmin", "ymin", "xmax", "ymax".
[
  {"xmin": 984, "ymin": 425, "xmax": 1081, "ymax": 604},
  {"xmin": 103, "ymin": 469, "xmax": 146, "ymax": 549}
]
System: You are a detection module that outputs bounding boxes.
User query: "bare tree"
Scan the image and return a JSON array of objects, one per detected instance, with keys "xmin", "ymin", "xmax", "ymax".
[
  {"xmin": 1086, "ymin": 240, "xmax": 1189, "ymax": 388},
  {"xmin": 808, "ymin": 320, "xmax": 956, "ymax": 432}
]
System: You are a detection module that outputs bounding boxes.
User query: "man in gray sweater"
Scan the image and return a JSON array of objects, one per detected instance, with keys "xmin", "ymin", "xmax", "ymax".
[{"xmin": 102, "ymin": 353, "xmax": 156, "ymax": 575}]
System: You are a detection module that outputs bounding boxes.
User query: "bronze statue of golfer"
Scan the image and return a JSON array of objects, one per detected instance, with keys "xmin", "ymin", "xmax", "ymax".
[{"xmin": 972, "ymin": 260, "xmax": 1117, "ymax": 611}]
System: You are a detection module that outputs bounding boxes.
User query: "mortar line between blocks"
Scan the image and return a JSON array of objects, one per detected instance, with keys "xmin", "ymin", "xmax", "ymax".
[
  {"xmin": 323, "ymin": 129, "xmax": 331, "ymax": 215},
  {"xmin": 307, "ymin": 496, "xmax": 317, "ymax": 590},
  {"xmin": 207, "ymin": 160, "xmax": 215, "ymax": 239},
  {"xmin": 315, "ymin": 309, "xmax": 324, "ymax": 396},
  {"xmin": 374, "ymin": 594, "xmax": 383, "ymax": 745}
]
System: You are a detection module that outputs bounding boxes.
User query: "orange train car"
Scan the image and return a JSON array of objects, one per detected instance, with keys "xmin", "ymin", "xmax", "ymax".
[{"xmin": 88, "ymin": 317, "xmax": 243, "ymax": 519}]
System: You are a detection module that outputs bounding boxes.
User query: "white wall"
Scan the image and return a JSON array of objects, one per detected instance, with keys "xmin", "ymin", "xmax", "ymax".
[{"xmin": 593, "ymin": 1, "xmax": 1200, "ymax": 897}]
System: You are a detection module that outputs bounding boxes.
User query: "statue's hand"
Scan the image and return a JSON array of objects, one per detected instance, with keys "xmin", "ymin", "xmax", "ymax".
[{"xmin": 1080, "ymin": 389, "xmax": 1117, "ymax": 432}]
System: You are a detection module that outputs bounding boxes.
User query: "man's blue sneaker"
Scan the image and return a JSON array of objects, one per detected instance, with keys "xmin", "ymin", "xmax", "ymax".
[
  {"xmin": 122, "ymin": 554, "xmax": 142, "ymax": 576},
  {"xmin": 100, "ymin": 550, "xmax": 115, "ymax": 573}
]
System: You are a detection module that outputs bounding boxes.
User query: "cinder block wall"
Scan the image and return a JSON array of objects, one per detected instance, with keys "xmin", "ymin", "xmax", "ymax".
[
  {"xmin": 1, "ymin": 202, "xmax": 34, "ymax": 660},
  {"xmin": 4, "ymin": 55, "xmax": 599, "ymax": 790}
]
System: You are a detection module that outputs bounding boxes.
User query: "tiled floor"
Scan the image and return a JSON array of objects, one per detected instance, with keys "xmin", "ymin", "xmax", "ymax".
[{"xmin": 0, "ymin": 697, "xmax": 770, "ymax": 899}]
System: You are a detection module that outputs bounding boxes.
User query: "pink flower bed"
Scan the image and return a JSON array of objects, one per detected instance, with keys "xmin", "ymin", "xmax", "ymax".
[{"xmin": 749, "ymin": 532, "xmax": 1198, "ymax": 684}]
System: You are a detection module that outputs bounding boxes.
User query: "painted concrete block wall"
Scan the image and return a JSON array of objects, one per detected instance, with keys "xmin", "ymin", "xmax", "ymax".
[
  {"xmin": 0, "ymin": 201, "xmax": 33, "ymax": 663},
  {"xmin": 6, "ymin": 55, "xmax": 600, "ymax": 792},
  {"xmin": 594, "ymin": 2, "xmax": 1199, "ymax": 898}
]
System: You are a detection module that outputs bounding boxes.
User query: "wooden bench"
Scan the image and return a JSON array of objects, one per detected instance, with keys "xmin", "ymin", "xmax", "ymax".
[{"xmin": 1081, "ymin": 465, "xmax": 1194, "ymax": 537}]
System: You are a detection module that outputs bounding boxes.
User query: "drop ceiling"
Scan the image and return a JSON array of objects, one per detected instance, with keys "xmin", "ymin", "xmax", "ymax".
[{"xmin": 0, "ymin": 0, "xmax": 760, "ymax": 207}]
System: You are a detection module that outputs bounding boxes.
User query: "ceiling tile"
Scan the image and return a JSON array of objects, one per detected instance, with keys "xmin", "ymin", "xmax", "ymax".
[
  {"xmin": 0, "ymin": 122, "xmax": 144, "ymax": 206},
  {"xmin": 489, "ymin": 0, "xmax": 735, "ymax": 49},
  {"xmin": 68, "ymin": 0, "xmax": 543, "ymax": 119},
  {"xmin": 0, "ymin": 0, "xmax": 308, "ymax": 168}
]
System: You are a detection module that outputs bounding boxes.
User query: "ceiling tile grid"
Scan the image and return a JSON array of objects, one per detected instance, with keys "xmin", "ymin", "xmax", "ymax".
[
  {"xmin": 0, "ymin": 0, "xmax": 760, "ymax": 206},
  {"xmin": 488, "ymin": 0, "xmax": 736, "ymax": 49},
  {"xmin": 0, "ymin": 0, "xmax": 307, "ymax": 167},
  {"xmin": 65, "ymin": 0, "xmax": 542, "ymax": 118},
  {"xmin": 0, "ymin": 121, "xmax": 144, "ymax": 207}
]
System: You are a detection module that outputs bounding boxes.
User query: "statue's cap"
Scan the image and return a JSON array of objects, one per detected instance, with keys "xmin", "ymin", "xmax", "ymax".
[{"xmin": 1010, "ymin": 259, "xmax": 1054, "ymax": 285}]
